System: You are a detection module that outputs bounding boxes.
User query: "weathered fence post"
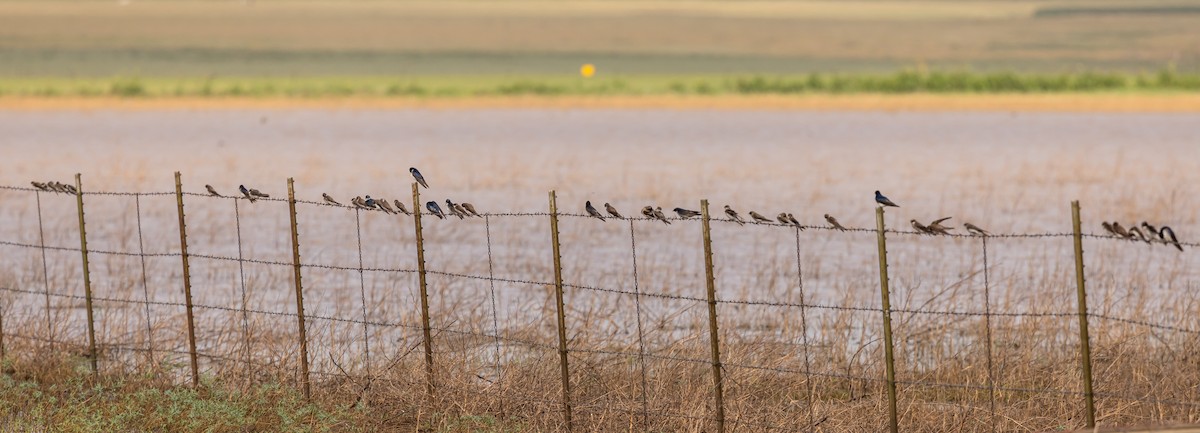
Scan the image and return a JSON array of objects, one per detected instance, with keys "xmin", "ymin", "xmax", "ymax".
[
  {"xmin": 174, "ymin": 172, "xmax": 200, "ymax": 387},
  {"xmin": 875, "ymin": 206, "xmax": 900, "ymax": 433},
  {"xmin": 1071, "ymin": 200, "xmax": 1097, "ymax": 428},
  {"xmin": 547, "ymin": 191, "xmax": 574, "ymax": 431},
  {"xmin": 699, "ymin": 200, "xmax": 726, "ymax": 433},
  {"xmin": 74, "ymin": 173, "xmax": 99, "ymax": 374},
  {"xmin": 286, "ymin": 178, "xmax": 312, "ymax": 400},
  {"xmin": 412, "ymin": 182, "xmax": 435, "ymax": 397}
]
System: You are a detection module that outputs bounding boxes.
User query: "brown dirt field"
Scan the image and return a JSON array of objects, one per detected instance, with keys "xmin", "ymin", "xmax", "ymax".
[{"xmin": 3, "ymin": 94, "xmax": 1200, "ymax": 112}]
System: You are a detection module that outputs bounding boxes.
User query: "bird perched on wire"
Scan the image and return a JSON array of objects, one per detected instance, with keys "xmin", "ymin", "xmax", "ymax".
[
  {"xmin": 1111, "ymin": 222, "xmax": 1130, "ymax": 238},
  {"xmin": 1159, "ymin": 226, "xmax": 1183, "ymax": 252},
  {"xmin": 653, "ymin": 207, "xmax": 672, "ymax": 224},
  {"xmin": 30, "ymin": 181, "xmax": 49, "ymax": 191},
  {"xmin": 60, "ymin": 183, "xmax": 78, "ymax": 194},
  {"xmin": 352, "ymin": 196, "xmax": 375, "ymax": 210},
  {"xmin": 1101, "ymin": 222, "xmax": 1118, "ymax": 236},
  {"xmin": 724, "ymin": 205, "xmax": 745, "ymax": 225},
  {"xmin": 825, "ymin": 214, "xmax": 847, "ymax": 231},
  {"xmin": 674, "ymin": 208, "xmax": 701, "ymax": 219},
  {"xmin": 445, "ymin": 199, "xmax": 467, "ymax": 219},
  {"xmin": 605, "ymin": 203, "xmax": 623, "ymax": 219},
  {"xmin": 376, "ymin": 198, "xmax": 398, "ymax": 214},
  {"xmin": 322, "ymin": 193, "xmax": 341, "ymax": 206},
  {"xmin": 749, "ymin": 211, "xmax": 772, "ymax": 223},
  {"xmin": 364, "ymin": 195, "xmax": 381, "ymax": 211},
  {"xmin": 461, "ymin": 202, "xmax": 481, "ymax": 217},
  {"xmin": 1141, "ymin": 222, "xmax": 1159, "ymax": 238},
  {"xmin": 202, "ymin": 185, "xmax": 220, "ymax": 197},
  {"xmin": 911, "ymin": 220, "xmax": 934, "ymax": 235},
  {"xmin": 586, "ymin": 201, "xmax": 605, "ymax": 221},
  {"xmin": 1127, "ymin": 227, "xmax": 1151, "ymax": 243},
  {"xmin": 239, "ymin": 185, "xmax": 258, "ymax": 203},
  {"xmin": 410, "ymin": 167, "xmax": 429, "ymax": 189},
  {"xmin": 776, "ymin": 213, "xmax": 791, "ymax": 225},
  {"xmin": 927, "ymin": 217, "xmax": 954, "ymax": 235},
  {"xmin": 641, "ymin": 206, "xmax": 655, "ymax": 219},
  {"xmin": 426, "ymin": 201, "xmax": 445, "ymax": 219},
  {"xmin": 964, "ymin": 222, "xmax": 989, "ymax": 236},
  {"xmin": 787, "ymin": 213, "xmax": 804, "ymax": 229},
  {"xmin": 875, "ymin": 190, "xmax": 899, "ymax": 208},
  {"xmin": 393, "ymin": 200, "xmax": 411, "ymax": 216}
]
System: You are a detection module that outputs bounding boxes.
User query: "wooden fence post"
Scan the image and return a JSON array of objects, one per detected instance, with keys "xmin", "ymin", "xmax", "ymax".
[
  {"xmin": 174, "ymin": 172, "xmax": 200, "ymax": 387},
  {"xmin": 700, "ymin": 200, "xmax": 726, "ymax": 433},
  {"xmin": 547, "ymin": 191, "xmax": 574, "ymax": 431},
  {"xmin": 74, "ymin": 173, "xmax": 98, "ymax": 374},
  {"xmin": 412, "ymin": 183, "xmax": 435, "ymax": 397},
  {"xmin": 875, "ymin": 206, "xmax": 899, "ymax": 433},
  {"xmin": 286, "ymin": 178, "xmax": 312, "ymax": 400},
  {"xmin": 1071, "ymin": 200, "xmax": 1097, "ymax": 428}
]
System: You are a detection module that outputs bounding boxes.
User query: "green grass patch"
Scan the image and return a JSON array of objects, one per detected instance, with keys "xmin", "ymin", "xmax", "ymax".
[{"xmin": 1, "ymin": 69, "xmax": 1198, "ymax": 99}]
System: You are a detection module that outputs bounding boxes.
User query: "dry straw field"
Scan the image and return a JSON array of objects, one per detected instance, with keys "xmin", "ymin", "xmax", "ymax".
[{"xmin": 1, "ymin": 110, "xmax": 1199, "ymax": 431}]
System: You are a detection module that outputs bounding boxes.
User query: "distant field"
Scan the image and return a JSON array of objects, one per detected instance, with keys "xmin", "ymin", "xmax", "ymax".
[{"xmin": 1, "ymin": 0, "xmax": 1199, "ymax": 77}]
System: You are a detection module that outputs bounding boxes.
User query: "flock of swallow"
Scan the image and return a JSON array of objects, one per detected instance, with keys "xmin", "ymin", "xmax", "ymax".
[
  {"xmin": 1102, "ymin": 221, "xmax": 1184, "ymax": 252},
  {"xmin": 28, "ymin": 180, "xmax": 78, "ymax": 194},
  {"xmin": 27, "ymin": 177, "xmax": 1185, "ymax": 252},
  {"xmin": 202, "ymin": 167, "xmax": 480, "ymax": 220}
]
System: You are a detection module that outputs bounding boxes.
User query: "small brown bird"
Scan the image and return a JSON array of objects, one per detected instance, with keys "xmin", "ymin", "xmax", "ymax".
[
  {"xmin": 351, "ymin": 196, "xmax": 372, "ymax": 210},
  {"xmin": 911, "ymin": 220, "xmax": 934, "ymax": 235},
  {"xmin": 724, "ymin": 205, "xmax": 745, "ymax": 225},
  {"xmin": 964, "ymin": 222, "xmax": 989, "ymax": 236},
  {"xmin": 393, "ymin": 200, "xmax": 411, "ymax": 216},
  {"xmin": 60, "ymin": 183, "xmax": 78, "ymax": 194},
  {"xmin": 1101, "ymin": 222, "xmax": 1117, "ymax": 236},
  {"xmin": 30, "ymin": 181, "xmax": 49, "ymax": 191},
  {"xmin": 1127, "ymin": 227, "xmax": 1150, "ymax": 243},
  {"xmin": 322, "ymin": 193, "xmax": 341, "ymax": 206},
  {"xmin": 652, "ymin": 207, "xmax": 671, "ymax": 225},
  {"xmin": 249, "ymin": 188, "xmax": 268, "ymax": 198},
  {"xmin": 605, "ymin": 203, "xmax": 623, "ymax": 219},
  {"xmin": 376, "ymin": 199, "xmax": 397, "ymax": 214},
  {"xmin": 641, "ymin": 206, "xmax": 655, "ymax": 219},
  {"xmin": 1141, "ymin": 221, "xmax": 1159, "ymax": 237},
  {"xmin": 825, "ymin": 214, "xmax": 847, "ymax": 231},
  {"xmin": 461, "ymin": 202, "xmax": 481, "ymax": 217},
  {"xmin": 749, "ymin": 211, "xmax": 772, "ymax": 223},
  {"xmin": 776, "ymin": 213, "xmax": 791, "ymax": 225},
  {"xmin": 787, "ymin": 213, "xmax": 804, "ymax": 229},
  {"xmin": 1111, "ymin": 222, "xmax": 1130, "ymax": 238},
  {"xmin": 926, "ymin": 217, "xmax": 954, "ymax": 235},
  {"xmin": 205, "ymin": 185, "xmax": 221, "ymax": 197}
]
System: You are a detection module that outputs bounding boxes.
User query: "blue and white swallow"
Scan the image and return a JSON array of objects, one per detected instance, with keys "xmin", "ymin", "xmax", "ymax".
[
  {"xmin": 426, "ymin": 201, "xmax": 446, "ymax": 219},
  {"xmin": 1159, "ymin": 226, "xmax": 1183, "ymax": 252},
  {"xmin": 322, "ymin": 193, "xmax": 341, "ymax": 206},
  {"xmin": 875, "ymin": 190, "xmax": 899, "ymax": 207},
  {"xmin": 364, "ymin": 195, "xmax": 379, "ymax": 210},
  {"xmin": 605, "ymin": 203, "xmax": 623, "ymax": 219},
  {"xmin": 393, "ymin": 200, "xmax": 411, "ymax": 216},
  {"xmin": 410, "ymin": 167, "xmax": 429, "ymax": 189},
  {"xmin": 724, "ymin": 205, "xmax": 746, "ymax": 225},
  {"xmin": 586, "ymin": 201, "xmax": 605, "ymax": 221},
  {"xmin": 674, "ymin": 207, "xmax": 701, "ymax": 219},
  {"xmin": 206, "ymin": 185, "xmax": 221, "ymax": 197},
  {"xmin": 239, "ymin": 185, "xmax": 257, "ymax": 202}
]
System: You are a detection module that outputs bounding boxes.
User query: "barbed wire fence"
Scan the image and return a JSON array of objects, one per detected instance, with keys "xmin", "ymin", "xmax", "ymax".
[{"xmin": 0, "ymin": 173, "xmax": 1198, "ymax": 432}]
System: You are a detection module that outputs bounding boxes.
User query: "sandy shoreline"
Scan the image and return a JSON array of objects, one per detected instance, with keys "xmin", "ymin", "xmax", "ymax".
[{"xmin": 2, "ymin": 94, "xmax": 1200, "ymax": 112}]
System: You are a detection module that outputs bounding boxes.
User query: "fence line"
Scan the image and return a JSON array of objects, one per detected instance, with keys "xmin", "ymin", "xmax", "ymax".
[{"xmin": 0, "ymin": 177, "xmax": 1197, "ymax": 432}]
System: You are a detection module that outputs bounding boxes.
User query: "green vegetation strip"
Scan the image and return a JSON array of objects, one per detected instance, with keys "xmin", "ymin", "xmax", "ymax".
[{"xmin": 2, "ymin": 70, "xmax": 1199, "ymax": 98}]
